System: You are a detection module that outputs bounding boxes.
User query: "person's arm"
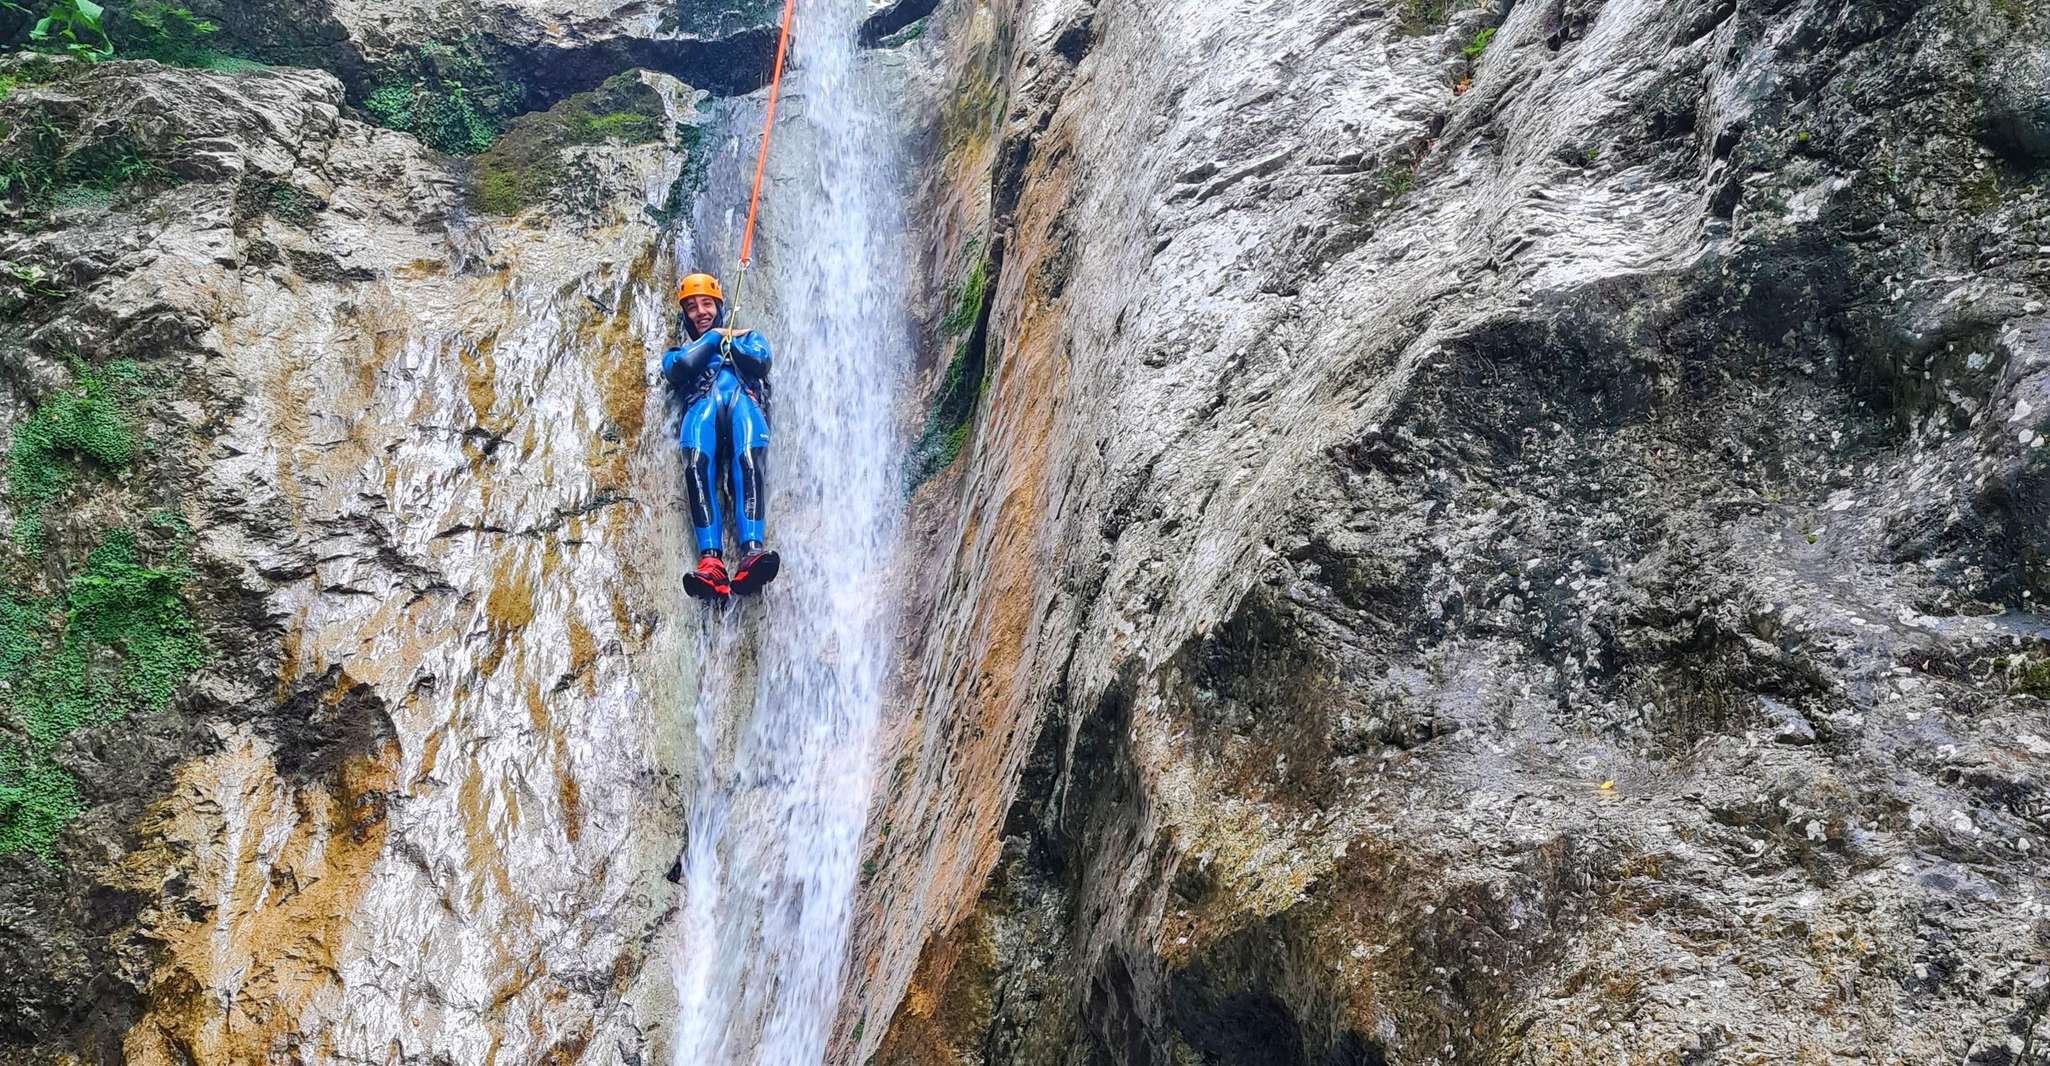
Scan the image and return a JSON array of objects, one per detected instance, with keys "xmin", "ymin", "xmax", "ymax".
[
  {"xmin": 662, "ymin": 333, "xmax": 720, "ymax": 391},
  {"xmin": 726, "ymin": 330, "xmax": 772, "ymax": 380}
]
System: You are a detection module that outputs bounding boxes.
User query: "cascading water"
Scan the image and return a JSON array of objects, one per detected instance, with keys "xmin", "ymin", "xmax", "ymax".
[{"xmin": 669, "ymin": 0, "xmax": 909, "ymax": 1060}]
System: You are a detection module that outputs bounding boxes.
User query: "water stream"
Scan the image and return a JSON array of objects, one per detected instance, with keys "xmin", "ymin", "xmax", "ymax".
[{"xmin": 669, "ymin": 0, "xmax": 910, "ymax": 1060}]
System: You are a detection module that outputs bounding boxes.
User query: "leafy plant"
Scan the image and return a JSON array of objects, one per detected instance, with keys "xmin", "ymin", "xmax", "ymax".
[
  {"xmin": 6, "ymin": 359, "xmax": 140, "ymax": 551},
  {"xmin": 362, "ymin": 35, "xmax": 525, "ymax": 155},
  {"xmin": 1395, "ymin": 0, "xmax": 1446, "ymax": 33},
  {"xmin": 366, "ymin": 80, "xmax": 496, "ymax": 154},
  {"xmin": 0, "ymin": 746, "xmax": 81, "ymax": 860},
  {"xmin": 1380, "ymin": 163, "xmax": 1417, "ymax": 197},
  {"xmin": 1462, "ymin": 26, "xmax": 1495, "ymax": 58},
  {"xmin": 27, "ymin": 0, "xmax": 112, "ymax": 60},
  {"xmin": 113, "ymin": 0, "xmax": 252, "ymax": 68},
  {"xmin": 2, "ymin": 259, "xmax": 67, "ymax": 298},
  {"xmin": 0, "ymin": 527, "xmax": 204, "ymax": 859}
]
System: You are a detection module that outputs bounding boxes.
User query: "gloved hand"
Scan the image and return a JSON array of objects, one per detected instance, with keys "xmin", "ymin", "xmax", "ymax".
[
  {"xmin": 722, "ymin": 329, "xmax": 773, "ymax": 381},
  {"xmin": 661, "ymin": 333, "xmax": 721, "ymax": 391}
]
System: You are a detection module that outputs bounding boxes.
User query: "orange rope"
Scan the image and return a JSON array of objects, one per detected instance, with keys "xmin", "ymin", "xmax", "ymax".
[
  {"xmin": 738, "ymin": 0, "xmax": 798, "ymax": 270},
  {"xmin": 720, "ymin": 0, "xmax": 797, "ymax": 343}
]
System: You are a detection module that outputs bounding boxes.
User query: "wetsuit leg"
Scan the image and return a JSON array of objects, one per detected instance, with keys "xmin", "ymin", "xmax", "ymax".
[
  {"xmin": 679, "ymin": 391, "xmax": 723, "ymax": 554},
  {"xmin": 726, "ymin": 385, "xmax": 770, "ymax": 548}
]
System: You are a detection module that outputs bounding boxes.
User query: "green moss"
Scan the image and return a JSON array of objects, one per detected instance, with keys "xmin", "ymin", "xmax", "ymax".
[
  {"xmin": 1990, "ymin": 0, "xmax": 2039, "ymax": 24},
  {"xmin": 941, "ymin": 252, "xmax": 988, "ymax": 336},
  {"xmin": 473, "ymin": 169, "xmax": 523, "ymax": 214},
  {"xmin": 0, "ymin": 526, "xmax": 203, "ymax": 859},
  {"xmin": 903, "ymin": 340, "xmax": 983, "ymax": 493},
  {"xmin": 468, "ymin": 72, "xmax": 667, "ymax": 215},
  {"xmin": 6, "ymin": 360, "xmax": 140, "ymax": 551},
  {"xmin": 2015, "ymin": 657, "xmax": 2050, "ymax": 699},
  {"xmin": 582, "ymin": 109, "xmax": 660, "ymax": 141}
]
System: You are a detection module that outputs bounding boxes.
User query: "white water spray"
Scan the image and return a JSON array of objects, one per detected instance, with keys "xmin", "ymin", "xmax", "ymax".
[{"xmin": 669, "ymin": 0, "xmax": 908, "ymax": 1060}]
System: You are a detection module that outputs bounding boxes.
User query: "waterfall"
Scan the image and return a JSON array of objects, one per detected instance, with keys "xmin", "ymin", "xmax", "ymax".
[{"xmin": 669, "ymin": 0, "xmax": 909, "ymax": 1060}]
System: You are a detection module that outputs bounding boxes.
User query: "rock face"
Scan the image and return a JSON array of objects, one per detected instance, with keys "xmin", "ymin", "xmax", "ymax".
[
  {"xmin": 3, "ymin": 0, "xmax": 2048, "ymax": 1059},
  {"xmin": 849, "ymin": 0, "xmax": 2050, "ymax": 1063},
  {"xmin": 0, "ymin": 53, "xmax": 708, "ymax": 1063}
]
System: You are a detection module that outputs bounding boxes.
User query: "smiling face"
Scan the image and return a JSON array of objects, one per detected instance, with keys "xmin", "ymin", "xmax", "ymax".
[{"xmin": 682, "ymin": 294, "xmax": 720, "ymax": 336}]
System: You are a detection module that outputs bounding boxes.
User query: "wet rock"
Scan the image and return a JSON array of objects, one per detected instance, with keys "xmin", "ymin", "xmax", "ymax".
[
  {"xmin": 849, "ymin": 0, "xmax": 2050, "ymax": 1061},
  {"xmin": 1759, "ymin": 696, "xmax": 1816, "ymax": 745},
  {"xmin": 1980, "ymin": 41, "xmax": 2050, "ymax": 165},
  {"xmin": 0, "ymin": 50, "xmax": 701, "ymax": 1063}
]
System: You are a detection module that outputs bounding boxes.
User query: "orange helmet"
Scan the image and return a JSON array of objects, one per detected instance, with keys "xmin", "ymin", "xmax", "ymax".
[{"xmin": 677, "ymin": 272, "xmax": 723, "ymax": 304}]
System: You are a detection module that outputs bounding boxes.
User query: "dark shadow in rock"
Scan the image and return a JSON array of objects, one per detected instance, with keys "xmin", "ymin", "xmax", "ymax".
[{"xmin": 270, "ymin": 665, "xmax": 398, "ymax": 782}]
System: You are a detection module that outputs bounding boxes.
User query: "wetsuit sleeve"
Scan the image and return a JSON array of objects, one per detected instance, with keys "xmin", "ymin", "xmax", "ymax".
[
  {"xmin": 727, "ymin": 330, "xmax": 772, "ymax": 381},
  {"xmin": 662, "ymin": 335, "xmax": 718, "ymax": 392}
]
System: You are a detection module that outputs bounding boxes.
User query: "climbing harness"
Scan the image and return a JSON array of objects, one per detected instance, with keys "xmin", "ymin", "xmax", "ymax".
[{"xmin": 721, "ymin": 0, "xmax": 799, "ymax": 356}]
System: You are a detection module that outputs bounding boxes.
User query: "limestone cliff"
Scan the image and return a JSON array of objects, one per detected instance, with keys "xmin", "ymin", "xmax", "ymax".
[
  {"xmin": 2, "ymin": 0, "xmax": 2047, "ymax": 1061},
  {"xmin": 0, "ymin": 20, "xmax": 727, "ymax": 1060},
  {"xmin": 851, "ymin": 0, "xmax": 2050, "ymax": 1062}
]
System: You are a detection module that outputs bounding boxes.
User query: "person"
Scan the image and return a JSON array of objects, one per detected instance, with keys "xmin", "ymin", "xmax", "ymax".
[{"xmin": 661, "ymin": 272, "xmax": 780, "ymax": 600}]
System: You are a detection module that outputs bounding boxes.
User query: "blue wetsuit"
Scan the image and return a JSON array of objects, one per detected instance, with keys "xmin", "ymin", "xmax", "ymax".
[{"xmin": 662, "ymin": 324, "xmax": 772, "ymax": 555}]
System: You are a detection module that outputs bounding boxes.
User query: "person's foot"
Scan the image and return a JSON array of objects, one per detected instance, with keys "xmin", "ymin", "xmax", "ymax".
[
  {"xmin": 684, "ymin": 554, "xmax": 730, "ymax": 600},
  {"xmin": 729, "ymin": 548, "xmax": 780, "ymax": 595}
]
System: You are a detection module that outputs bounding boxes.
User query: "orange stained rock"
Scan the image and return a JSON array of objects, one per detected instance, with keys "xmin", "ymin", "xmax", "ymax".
[
  {"xmin": 119, "ymin": 735, "xmax": 400, "ymax": 1066},
  {"xmin": 869, "ymin": 908, "xmax": 997, "ymax": 1066},
  {"xmin": 860, "ymin": 115, "xmax": 1082, "ymax": 1060}
]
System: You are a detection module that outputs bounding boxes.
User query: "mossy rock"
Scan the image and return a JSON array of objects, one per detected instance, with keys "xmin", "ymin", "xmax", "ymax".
[{"xmin": 466, "ymin": 71, "xmax": 667, "ymax": 215}]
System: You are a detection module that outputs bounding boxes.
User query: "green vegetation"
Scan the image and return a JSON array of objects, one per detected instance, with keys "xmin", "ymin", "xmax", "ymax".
[
  {"xmin": 361, "ymin": 35, "xmax": 524, "ymax": 156},
  {"xmin": 0, "ymin": 107, "xmax": 177, "ymax": 218},
  {"xmin": 25, "ymin": 0, "xmax": 112, "ymax": 60},
  {"xmin": 366, "ymin": 81, "xmax": 495, "ymax": 155},
  {"xmin": 906, "ymin": 250, "xmax": 996, "ymax": 491},
  {"xmin": 1462, "ymin": 26, "xmax": 1495, "ymax": 58},
  {"xmin": 941, "ymin": 252, "xmax": 989, "ymax": 336},
  {"xmin": 106, "ymin": 1, "xmax": 260, "ymax": 70},
  {"xmin": 264, "ymin": 180, "xmax": 316, "ymax": 226},
  {"xmin": 1990, "ymin": 0, "xmax": 2037, "ymax": 24},
  {"xmin": 647, "ymin": 119, "xmax": 711, "ymax": 227},
  {"xmin": 0, "ymin": 525, "xmax": 203, "ymax": 859},
  {"xmin": 6, "ymin": 360, "xmax": 140, "ymax": 552},
  {"xmin": 0, "ymin": 355, "xmax": 199, "ymax": 861},
  {"xmin": 468, "ymin": 71, "xmax": 668, "ymax": 214},
  {"xmin": 2, "ymin": 259, "xmax": 66, "ymax": 299},
  {"xmin": 0, "ymin": 747, "xmax": 80, "ymax": 859},
  {"xmin": 2012, "ymin": 656, "xmax": 2050, "ymax": 699},
  {"xmin": 1380, "ymin": 162, "xmax": 1417, "ymax": 198},
  {"xmin": 1394, "ymin": 0, "xmax": 1450, "ymax": 35}
]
